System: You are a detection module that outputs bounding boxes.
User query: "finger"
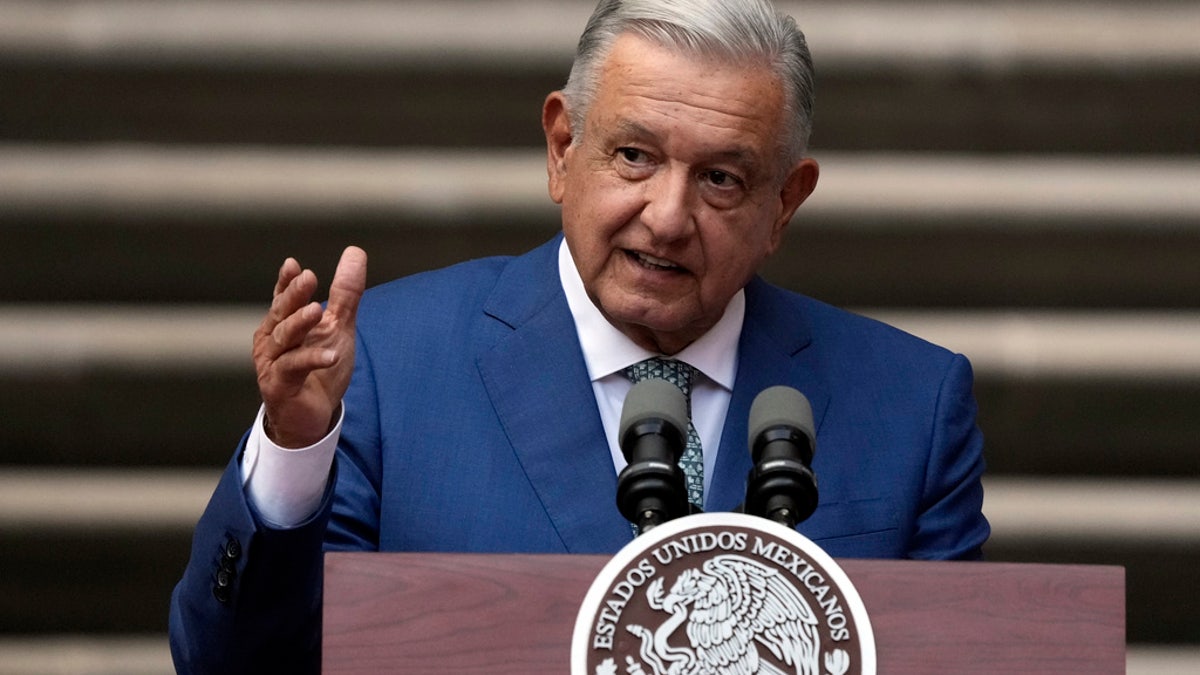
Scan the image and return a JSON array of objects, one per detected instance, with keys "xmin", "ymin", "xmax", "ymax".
[
  {"xmin": 263, "ymin": 344, "xmax": 340, "ymax": 393},
  {"xmin": 263, "ymin": 267, "xmax": 318, "ymax": 333},
  {"xmin": 273, "ymin": 257, "xmax": 303, "ymax": 298},
  {"xmin": 266, "ymin": 301, "xmax": 324, "ymax": 356},
  {"xmin": 327, "ymin": 246, "xmax": 368, "ymax": 322},
  {"xmin": 254, "ymin": 271, "xmax": 320, "ymax": 362}
]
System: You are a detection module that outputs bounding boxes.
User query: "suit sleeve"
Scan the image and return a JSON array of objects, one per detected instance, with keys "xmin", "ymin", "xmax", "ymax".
[
  {"xmin": 168, "ymin": 321, "xmax": 385, "ymax": 674},
  {"xmin": 168, "ymin": 440, "xmax": 337, "ymax": 675},
  {"xmin": 910, "ymin": 353, "xmax": 991, "ymax": 560}
]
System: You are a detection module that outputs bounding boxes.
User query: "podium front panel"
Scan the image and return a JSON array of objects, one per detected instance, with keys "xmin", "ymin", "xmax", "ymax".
[{"xmin": 323, "ymin": 552, "xmax": 1124, "ymax": 674}]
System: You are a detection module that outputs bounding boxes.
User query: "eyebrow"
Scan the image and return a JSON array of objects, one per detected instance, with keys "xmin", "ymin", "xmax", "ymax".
[
  {"xmin": 609, "ymin": 119, "xmax": 760, "ymax": 167},
  {"xmin": 610, "ymin": 119, "xmax": 654, "ymax": 142}
]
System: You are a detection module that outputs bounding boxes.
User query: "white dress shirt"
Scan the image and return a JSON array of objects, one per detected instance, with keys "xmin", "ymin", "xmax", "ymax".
[
  {"xmin": 243, "ymin": 240, "xmax": 742, "ymax": 526},
  {"xmin": 557, "ymin": 240, "xmax": 741, "ymax": 501}
]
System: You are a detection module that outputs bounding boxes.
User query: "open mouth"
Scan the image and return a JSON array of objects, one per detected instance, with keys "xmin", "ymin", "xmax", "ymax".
[{"xmin": 627, "ymin": 249, "xmax": 684, "ymax": 273}]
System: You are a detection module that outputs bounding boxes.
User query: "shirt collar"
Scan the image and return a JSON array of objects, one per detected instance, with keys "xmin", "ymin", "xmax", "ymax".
[{"xmin": 558, "ymin": 239, "xmax": 741, "ymax": 390}]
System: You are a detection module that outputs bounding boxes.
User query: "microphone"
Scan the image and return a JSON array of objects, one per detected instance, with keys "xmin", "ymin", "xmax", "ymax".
[
  {"xmin": 616, "ymin": 379, "xmax": 691, "ymax": 535},
  {"xmin": 745, "ymin": 386, "xmax": 818, "ymax": 529}
]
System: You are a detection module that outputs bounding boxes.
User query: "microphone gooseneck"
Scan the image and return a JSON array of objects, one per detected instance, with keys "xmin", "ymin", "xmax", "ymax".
[
  {"xmin": 616, "ymin": 379, "xmax": 690, "ymax": 535},
  {"xmin": 745, "ymin": 386, "xmax": 819, "ymax": 529}
]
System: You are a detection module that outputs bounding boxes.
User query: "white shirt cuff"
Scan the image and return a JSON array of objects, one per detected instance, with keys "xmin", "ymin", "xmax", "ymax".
[{"xmin": 241, "ymin": 404, "xmax": 343, "ymax": 528}]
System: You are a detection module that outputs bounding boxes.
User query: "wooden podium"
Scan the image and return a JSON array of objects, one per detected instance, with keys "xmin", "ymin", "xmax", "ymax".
[{"xmin": 322, "ymin": 552, "xmax": 1124, "ymax": 674}]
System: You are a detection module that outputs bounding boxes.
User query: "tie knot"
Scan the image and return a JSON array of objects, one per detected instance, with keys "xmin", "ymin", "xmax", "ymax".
[{"xmin": 623, "ymin": 357, "xmax": 696, "ymax": 397}]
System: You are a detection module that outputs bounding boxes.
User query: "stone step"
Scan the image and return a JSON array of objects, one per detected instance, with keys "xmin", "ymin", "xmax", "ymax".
[
  {"xmin": 5, "ymin": 306, "xmax": 1199, "ymax": 380},
  {"xmin": 0, "ymin": 636, "xmax": 171, "ymax": 675},
  {"xmin": 4, "ymin": 470, "xmax": 1198, "ymax": 543},
  {"xmin": 4, "ymin": 363, "xmax": 1197, "ymax": 475},
  {"xmin": 2, "ymin": 306, "xmax": 1197, "ymax": 473},
  {"xmin": 0, "ymin": 469, "xmax": 1196, "ymax": 642},
  {"xmin": 3, "ymin": 146, "xmax": 1198, "ymax": 307},
  {"xmin": 7, "ymin": 146, "xmax": 1196, "ymax": 225},
  {"xmin": 6, "ymin": 1, "xmax": 1195, "ymax": 68},
  {"xmin": 0, "ymin": 1, "xmax": 1197, "ymax": 152}
]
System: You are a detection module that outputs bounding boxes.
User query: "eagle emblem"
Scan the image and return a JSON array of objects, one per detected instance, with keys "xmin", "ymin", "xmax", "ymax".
[
  {"xmin": 574, "ymin": 514, "xmax": 872, "ymax": 675},
  {"xmin": 622, "ymin": 554, "xmax": 830, "ymax": 675}
]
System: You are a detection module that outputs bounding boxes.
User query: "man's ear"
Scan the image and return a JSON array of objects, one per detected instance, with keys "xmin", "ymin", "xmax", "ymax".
[
  {"xmin": 542, "ymin": 91, "xmax": 573, "ymax": 204},
  {"xmin": 770, "ymin": 157, "xmax": 820, "ymax": 248}
]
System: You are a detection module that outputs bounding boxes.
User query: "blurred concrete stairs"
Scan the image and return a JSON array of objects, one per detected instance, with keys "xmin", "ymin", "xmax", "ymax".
[{"xmin": 1, "ymin": 1, "xmax": 1198, "ymax": 672}]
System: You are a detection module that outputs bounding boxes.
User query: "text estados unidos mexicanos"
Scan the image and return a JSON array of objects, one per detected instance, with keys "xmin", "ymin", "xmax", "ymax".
[{"xmin": 592, "ymin": 532, "xmax": 852, "ymax": 649}]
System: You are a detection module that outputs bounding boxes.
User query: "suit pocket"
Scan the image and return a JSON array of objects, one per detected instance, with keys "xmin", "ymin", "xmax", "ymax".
[{"xmin": 800, "ymin": 497, "xmax": 903, "ymax": 558}]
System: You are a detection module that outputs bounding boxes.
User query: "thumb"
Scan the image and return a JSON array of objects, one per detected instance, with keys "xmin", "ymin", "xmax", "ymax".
[{"xmin": 328, "ymin": 245, "xmax": 368, "ymax": 320}]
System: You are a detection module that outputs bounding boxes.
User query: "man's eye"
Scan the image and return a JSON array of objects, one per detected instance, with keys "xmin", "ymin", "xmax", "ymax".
[
  {"xmin": 703, "ymin": 170, "xmax": 741, "ymax": 188},
  {"xmin": 618, "ymin": 147, "xmax": 646, "ymax": 163}
]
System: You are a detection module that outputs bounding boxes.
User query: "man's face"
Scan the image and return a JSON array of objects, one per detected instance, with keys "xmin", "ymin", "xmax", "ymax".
[{"xmin": 544, "ymin": 33, "xmax": 818, "ymax": 354}]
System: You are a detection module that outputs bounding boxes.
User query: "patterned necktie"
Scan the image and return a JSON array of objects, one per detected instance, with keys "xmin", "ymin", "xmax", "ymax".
[{"xmin": 623, "ymin": 357, "xmax": 704, "ymax": 511}]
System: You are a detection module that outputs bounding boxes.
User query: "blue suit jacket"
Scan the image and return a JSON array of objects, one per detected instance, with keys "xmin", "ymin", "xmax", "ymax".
[{"xmin": 170, "ymin": 236, "xmax": 988, "ymax": 673}]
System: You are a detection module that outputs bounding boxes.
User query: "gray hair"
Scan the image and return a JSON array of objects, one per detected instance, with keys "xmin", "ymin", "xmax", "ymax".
[{"xmin": 562, "ymin": 0, "xmax": 816, "ymax": 161}]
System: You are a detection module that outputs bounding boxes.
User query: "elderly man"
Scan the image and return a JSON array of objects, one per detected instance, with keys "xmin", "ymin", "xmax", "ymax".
[{"xmin": 170, "ymin": 1, "xmax": 989, "ymax": 672}]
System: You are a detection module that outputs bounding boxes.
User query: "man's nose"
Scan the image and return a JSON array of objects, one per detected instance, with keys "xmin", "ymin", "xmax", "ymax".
[{"xmin": 641, "ymin": 168, "xmax": 695, "ymax": 241}]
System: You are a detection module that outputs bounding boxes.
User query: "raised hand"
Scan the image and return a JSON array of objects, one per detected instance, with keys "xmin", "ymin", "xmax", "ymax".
[{"xmin": 252, "ymin": 246, "xmax": 368, "ymax": 448}]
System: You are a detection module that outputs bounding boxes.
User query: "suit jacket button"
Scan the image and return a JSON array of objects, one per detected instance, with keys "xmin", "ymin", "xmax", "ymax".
[
  {"xmin": 223, "ymin": 537, "xmax": 242, "ymax": 561},
  {"xmin": 212, "ymin": 568, "xmax": 235, "ymax": 603}
]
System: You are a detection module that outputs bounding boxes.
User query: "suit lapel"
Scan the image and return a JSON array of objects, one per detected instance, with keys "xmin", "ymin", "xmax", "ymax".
[
  {"xmin": 708, "ymin": 278, "xmax": 831, "ymax": 513},
  {"xmin": 473, "ymin": 247, "xmax": 835, "ymax": 545},
  {"xmin": 475, "ymin": 238, "xmax": 632, "ymax": 553}
]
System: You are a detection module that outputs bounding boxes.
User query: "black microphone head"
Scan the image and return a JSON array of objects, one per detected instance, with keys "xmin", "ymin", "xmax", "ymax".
[
  {"xmin": 619, "ymin": 378, "xmax": 689, "ymax": 443},
  {"xmin": 616, "ymin": 378, "xmax": 691, "ymax": 531},
  {"xmin": 745, "ymin": 386, "xmax": 819, "ymax": 527},
  {"xmin": 748, "ymin": 385, "xmax": 815, "ymax": 451}
]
